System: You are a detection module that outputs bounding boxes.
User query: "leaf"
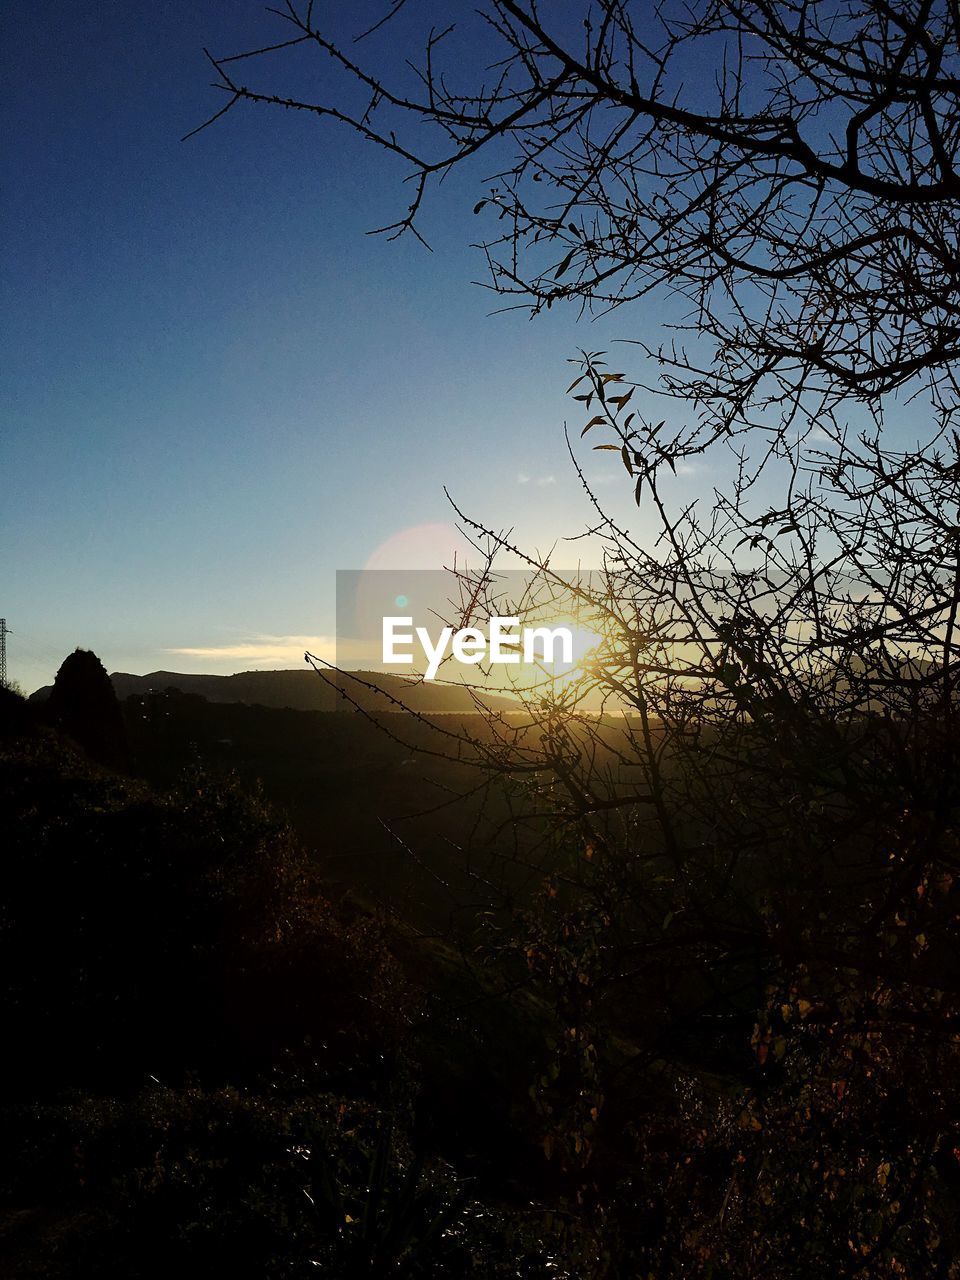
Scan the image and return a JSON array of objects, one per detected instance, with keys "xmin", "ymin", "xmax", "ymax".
[
  {"xmin": 581, "ymin": 416, "xmax": 607, "ymax": 436},
  {"xmin": 473, "ymin": 199, "xmax": 487, "ymax": 214},
  {"xmin": 609, "ymin": 388, "xmax": 635, "ymax": 410},
  {"xmin": 621, "ymin": 445, "xmax": 633, "ymax": 475},
  {"xmin": 555, "ymin": 248, "xmax": 576, "ymax": 278},
  {"xmin": 593, "ymin": 443, "xmax": 620, "ymax": 450},
  {"xmin": 635, "ymin": 475, "xmax": 643, "ymax": 505},
  {"xmin": 566, "ymin": 373, "xmax": 586, "ymax": 394},
  {"xmin": 601, "ymin": 372, "xmax": 624, "ymax": 383}
]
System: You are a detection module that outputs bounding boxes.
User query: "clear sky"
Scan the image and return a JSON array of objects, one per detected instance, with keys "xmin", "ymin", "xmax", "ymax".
[{"xmin": 0, "ymin": 3, "xmax": 761, "ymax": 691}]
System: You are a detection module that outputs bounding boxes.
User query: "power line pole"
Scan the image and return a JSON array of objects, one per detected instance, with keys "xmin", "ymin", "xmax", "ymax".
[{"xmin": 0, "ymin": 618, "xmax": 9, "ymax": 688}]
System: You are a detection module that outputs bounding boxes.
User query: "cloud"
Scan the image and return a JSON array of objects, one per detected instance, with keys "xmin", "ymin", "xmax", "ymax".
[
  {"xmin": 167, "ymin": 634, "xmax": 337, "ymax": 665},
  {"xmin": 517, "ymin": 471, "xmax": 557, "ymax": 486},
  {"xmin": 535, "ymin": 474, "xmax": 557, "ymax": 486},
  {"xmin": 517, "ymin": 471, "xmax": 530, "ymax": 485}
]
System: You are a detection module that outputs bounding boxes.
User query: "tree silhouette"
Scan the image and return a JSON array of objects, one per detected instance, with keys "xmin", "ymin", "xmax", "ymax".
[
  {"xmin": 48, "ymin": 647, "xmax": 128, "ymax": 768},
  {"xmin": 203, "ymin": 4, "xmax": 960, "ymax": 1271},
  {"xmin": 198, "ymin": 0, "xmax": 960, "ymax": 444}
]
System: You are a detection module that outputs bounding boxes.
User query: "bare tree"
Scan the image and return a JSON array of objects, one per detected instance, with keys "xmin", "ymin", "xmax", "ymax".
[
  {"xmin": 197, "ymin": 0, "xmax": 960, "ymax": 442},
  {"xmin": 396, "ymin": 354, "xmax": 960, "ymax": 1275},
  {"xmin": 202, "ymin": 5, "xmax": 960, "ymax": 1271}
]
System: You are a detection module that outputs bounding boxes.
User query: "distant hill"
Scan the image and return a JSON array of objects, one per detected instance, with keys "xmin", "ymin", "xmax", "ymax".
[{"xmin": 31, "ymin": 668, "xmax": 520, "ymax": 716}]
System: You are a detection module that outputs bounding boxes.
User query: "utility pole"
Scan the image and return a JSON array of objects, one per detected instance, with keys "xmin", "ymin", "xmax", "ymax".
[{"xmin": 0, "ymin": 618, "xmax": 9, "ymax": 688}]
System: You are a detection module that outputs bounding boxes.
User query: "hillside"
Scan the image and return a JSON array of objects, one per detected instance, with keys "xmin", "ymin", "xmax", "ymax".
[{"xmin": 30, "ymin": 667, "xmax": 520, "ymax": 716}]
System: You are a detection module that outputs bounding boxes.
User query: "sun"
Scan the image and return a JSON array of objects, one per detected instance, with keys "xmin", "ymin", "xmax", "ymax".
[{"xmin": 490, "ymin": 614, "xmax": 604, "ymax": 698}]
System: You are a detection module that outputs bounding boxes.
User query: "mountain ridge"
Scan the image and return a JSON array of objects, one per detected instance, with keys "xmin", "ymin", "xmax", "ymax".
[{"xmin": 30, "ymin": 667, "xmax": 520, "ymax": 715}]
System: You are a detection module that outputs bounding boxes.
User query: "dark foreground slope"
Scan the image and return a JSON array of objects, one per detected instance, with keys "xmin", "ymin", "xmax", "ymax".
[
  {"xmin": 0, "ymin": 686, "xmax": 571, "ymax": 1278},
  {"xmin": 0, "ymin": 691, "xmax": 586, "ymax": 1280},
  {"xmin": 6, "ymin": 676, "xmax": 960, "ymax": 1279},
  {"xmin": 118, "ymin": 687, "xmax": 542, "ymax": 930}
]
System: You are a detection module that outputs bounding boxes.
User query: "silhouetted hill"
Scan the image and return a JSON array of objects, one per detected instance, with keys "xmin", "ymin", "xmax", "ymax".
[{"xmin": 30, "ymin": 667, "xmax": 520, "ymax": 715}]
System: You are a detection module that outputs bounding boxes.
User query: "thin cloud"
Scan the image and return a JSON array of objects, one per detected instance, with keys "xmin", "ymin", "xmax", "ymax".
[
  {"xmin": 167, "ymin": 635, "xmax": 337, "ymax": 665},
  {"xmin": 536, "ymin": 474, "xmax": 557, "ymax": 486}
]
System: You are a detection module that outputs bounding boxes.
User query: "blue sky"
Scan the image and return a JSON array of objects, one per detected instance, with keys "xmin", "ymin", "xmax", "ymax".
[
  {"xmin": 2, "ymin": 1, "xmax": 682, "ymax": 691},
  {"xmin": 0, "ymin": 2, "xmax": 827, "ymax": 692}
]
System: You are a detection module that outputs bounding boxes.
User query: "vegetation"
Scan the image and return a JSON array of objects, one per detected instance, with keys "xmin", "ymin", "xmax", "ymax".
[
  {"xmin": 186, "ymin": 2, "xmax": 960, "ymax": 1273},
  {"xmin": 47, "ymin": 648, "xmax": 128, "ymax": 769},
  {"xmin": 0, "ymin": 685, "xmax": 578, "ymax": 1276},
  {"xmin": 196, "ymin": 0, "xmax": 960, "ymax": 438}
]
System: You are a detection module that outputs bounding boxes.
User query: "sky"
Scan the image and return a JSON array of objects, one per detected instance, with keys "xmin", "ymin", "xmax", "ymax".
[
  {"xmin": 3, "ymin": 2, "xmax": 893, "ymax": 694},
  {"xmin": 1, "ymin": 0, "xmax": 688, "ymax": 693}
]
